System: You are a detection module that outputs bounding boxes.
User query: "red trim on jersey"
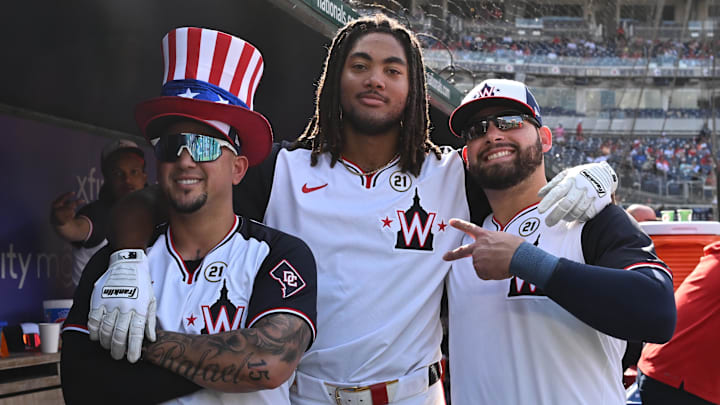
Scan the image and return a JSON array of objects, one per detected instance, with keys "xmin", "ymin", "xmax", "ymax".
[
  {"xmin": 626, "ymin": 262, "xmax": 673, "ymax": 278},
  {"xmin": 247, "ymin": 307, "xmax": 317, "ymax": 341},
  {"xmin": 167, "ymin": 216, "xmax": 240, "ymax": 285},
  {"xmin": 493, "ymin": 202, "xmax": 540, "ymax": 231},
  {"xmin": 62, "ymin": 324, "xmax": 89, "ymax": 334},
  {"xmin": 207, "ymin": 215, "xmax": 240, "ymax": 254},
  {"xmin": 365, "ymin": 172, "xmax": 376, "ymax": 189},
  {"xmin": 340, "ymin": 156, "xmax": 399, "ymax": 189},
  {"xmin": 341, "ymin": 157, "xmax": 362, "ymax": 171},
  {"xmin": 166, "ymin": 233, "xmax": 193, "ymax": 285}
]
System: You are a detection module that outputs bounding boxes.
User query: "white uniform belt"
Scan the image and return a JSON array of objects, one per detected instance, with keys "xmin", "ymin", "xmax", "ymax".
[{"xmin": 291, "ymin": 362, "xmax": 441, "ymax": 405}]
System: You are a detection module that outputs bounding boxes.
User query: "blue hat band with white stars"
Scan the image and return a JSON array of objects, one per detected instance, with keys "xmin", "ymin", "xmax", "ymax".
[{"xmin": 161, "ymin": 79, "xmax": 250, "ymax": 110}]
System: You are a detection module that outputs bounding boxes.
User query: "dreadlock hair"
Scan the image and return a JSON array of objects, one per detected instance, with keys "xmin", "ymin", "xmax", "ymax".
[{"xmin": 292, "ymin": 14, "xmax": 442, "ymax": 176}]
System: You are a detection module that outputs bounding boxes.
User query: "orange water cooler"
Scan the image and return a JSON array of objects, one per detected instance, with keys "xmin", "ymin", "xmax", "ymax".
[{"xmin": 640, "ymin": 221, "xmax": 720, "ymax": 290}]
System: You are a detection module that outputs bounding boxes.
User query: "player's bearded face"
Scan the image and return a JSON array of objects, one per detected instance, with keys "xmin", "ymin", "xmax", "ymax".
[
  {"xmin": 339, "ymin": 32, "xmax": 409, "ymax": 136},
  {"xmin": 167, "ymin": 188, "xmax": 207, "ymax": 213},
  {"xmin": 160, "ymin": 162, "xmax": 209, "ymax": 214},
  {"xmin": 341, "ymin": 102, "xmax": 404, "ymax": 135},
  {"xmin": 469, "ymin": 133, "xmax": 544, "ymax": 190}
]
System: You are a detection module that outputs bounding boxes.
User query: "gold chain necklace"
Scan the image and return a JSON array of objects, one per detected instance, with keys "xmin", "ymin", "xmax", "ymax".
[{"xmin": 340, "ymin": 154, "xmax": 400, "ymax": 177}]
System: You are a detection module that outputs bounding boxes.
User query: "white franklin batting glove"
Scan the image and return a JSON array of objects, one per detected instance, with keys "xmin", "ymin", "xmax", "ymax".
[
  {"xmin": 537, "ymin": 161, "xmax": 618, "ymax": 227},
  {"xmin": 88, "ymin": 249, "xmax": 156, "ymax": 363}
]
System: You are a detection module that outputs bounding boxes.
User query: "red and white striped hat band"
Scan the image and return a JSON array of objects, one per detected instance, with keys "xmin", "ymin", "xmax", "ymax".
[
  {"xmin": 163, "ymin": 27, "xmax": 263, "ymax": 111},
  {"xmin": 134, "ymin": 27, "xmax": 273, "ymax": 167}
]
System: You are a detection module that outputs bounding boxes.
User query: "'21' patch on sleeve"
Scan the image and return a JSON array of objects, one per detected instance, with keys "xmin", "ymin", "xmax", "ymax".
[{"xmin": 270, "ymin": 260, "xmax": 306, "ymax": 298}]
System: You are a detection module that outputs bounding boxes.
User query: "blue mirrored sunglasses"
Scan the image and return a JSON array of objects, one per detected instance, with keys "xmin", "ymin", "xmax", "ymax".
[
  {"xmin": 461, "ymin": 114, "xmax": 540, "ymax": 142},
  {"xmin": 151, "ymin": 133, "xmax": 239, "ymax": 163}
]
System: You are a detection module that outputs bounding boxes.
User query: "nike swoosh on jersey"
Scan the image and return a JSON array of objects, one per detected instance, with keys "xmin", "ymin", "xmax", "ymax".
[{"xmin": 302, "ymin": 183, "xmax": 328, "ymax": 193}]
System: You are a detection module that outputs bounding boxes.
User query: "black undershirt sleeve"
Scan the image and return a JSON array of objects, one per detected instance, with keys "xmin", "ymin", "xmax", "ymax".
[
  {"xmin": 60, "ymin": 246, "xmax": 201, "ymax": 404},
  {"xmin": 543, "ymin": 205, "xmax": 676, "ymax": 343},
  {"xmin": 545, "ymin": 261, "xmax": 675, "ymax": 343},
  {"xmin": 73, "ymin": 199, "xmax": 112, "ymax": 248},
  {"xmin": 233, "ymin": 142, "xmax": 284, "ymax": 221}
]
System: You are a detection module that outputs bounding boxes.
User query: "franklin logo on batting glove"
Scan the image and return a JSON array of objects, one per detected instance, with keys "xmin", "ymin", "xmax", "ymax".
[
  {"xmin": 580, "ymin": 169, "xmax": 607, "ymax": 197},
  {"xmin": 101, "ymin": 287, "xmax": 138, "ymax": 299},
  {"xmin": 88, "ymin": 248, "xmax": 157, "ymax": 363}
]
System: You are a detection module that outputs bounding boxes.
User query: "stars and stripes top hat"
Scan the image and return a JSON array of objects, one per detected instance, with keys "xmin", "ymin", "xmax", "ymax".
[
  {"xmin": 135, "ymin": 27, "xmax": 272, "ymax": 166},
  {"xmin": 449, "ymin": 78, "xmax": 543, "ymax": 138}
]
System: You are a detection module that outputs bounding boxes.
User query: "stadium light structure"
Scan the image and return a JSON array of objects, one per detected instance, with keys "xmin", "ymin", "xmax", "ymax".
[{"xmin": 415, "ymin": 32, "xmax": 477, "ymax": 91}]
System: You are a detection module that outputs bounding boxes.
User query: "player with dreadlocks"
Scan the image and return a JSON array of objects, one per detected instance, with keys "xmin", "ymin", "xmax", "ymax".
[
  {"xmin": 88, "ymin": 13, "xmax": 619, "ymax": 405},
  {"xmin": 294, "ymin": 14, "xmax": 441, "ymax": 176}
]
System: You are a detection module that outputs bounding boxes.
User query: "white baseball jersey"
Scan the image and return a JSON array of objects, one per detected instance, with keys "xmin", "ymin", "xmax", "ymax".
[
  {"xmin": 64, "ymin": 215, "xmax": 317, "ymax": 404},
  {"xmin": 447, "ymin": 203, "xmax": 663, "ymax": 405},
  {"xmin": 239, "ymin": 145, "xmax": 470, "ymax": 398}
]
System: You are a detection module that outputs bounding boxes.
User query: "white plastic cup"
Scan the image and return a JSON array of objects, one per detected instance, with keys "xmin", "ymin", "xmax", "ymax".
[
  {"xmin": 660, "ymin": 210, "xmax": 675, "ymax": 222},
  {"xmin": 43, "ymin": 299, "xmax": 73, "ymax": 324},
  {"xmin": 38, "ymin": 323, "xmax": 61, "ymax": 353},
  {"xmin": 677, "ymin": 209, "xmax": 693, "ymax": 222}
]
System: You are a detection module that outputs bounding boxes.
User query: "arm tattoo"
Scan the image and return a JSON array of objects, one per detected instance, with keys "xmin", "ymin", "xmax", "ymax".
[
  {"xmin": 142, "ymin": 314, "xmax": 311, "ymax": 389},
  {"xmin": 246, "ymin": 313, "xmax": 311, "ymax": 363}
]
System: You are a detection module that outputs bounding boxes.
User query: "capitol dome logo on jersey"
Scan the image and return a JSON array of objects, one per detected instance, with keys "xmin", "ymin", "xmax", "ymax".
[
  {"xmin": 201, "ymin": 280, "xmax": 245, "ymax": 334},
  {"xmin": 395, "ymin": 188, "xmax": 435, "ymax": 251}
]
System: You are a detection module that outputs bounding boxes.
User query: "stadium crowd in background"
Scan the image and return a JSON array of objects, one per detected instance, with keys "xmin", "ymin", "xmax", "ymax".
[
  {"xmin": 424, "ymin": 34, "xmax": 720, "ymax": 61},
  {"xmin": 548, "ymin": 133, "xmax": 716, "ymax": 206}
]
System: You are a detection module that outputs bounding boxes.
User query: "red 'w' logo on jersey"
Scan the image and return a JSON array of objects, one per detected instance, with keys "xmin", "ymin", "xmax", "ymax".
[
  {"xmin": 394, "ymin": 188, "xmax": 436, "ymax": 251},
  {"xmin": 201, "ymin": 305, "xmax": 245, "ymax": 333},
  {"xmin": 396, "ymin": 211, "xmax": 436, "ymax": 249},
  {"xmin": 507, "ymin": 276, "xmax": 546, "ymax": 297}
]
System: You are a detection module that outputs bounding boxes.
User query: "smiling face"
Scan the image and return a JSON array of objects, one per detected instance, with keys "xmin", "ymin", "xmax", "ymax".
[
  {"xmin": 339, "ymin": 32, "xmax": 409, "ymax": 136},
  {"xmin": 155, "ymin": 119, "xmax": 247, "ymax": 215},
  {"xmin": 465, "ymin": 106, "xmax": 552, "ymax": 190},
  {"xmin": 104, "ymin": 151, "xmax": 147, "ymax": 200}
]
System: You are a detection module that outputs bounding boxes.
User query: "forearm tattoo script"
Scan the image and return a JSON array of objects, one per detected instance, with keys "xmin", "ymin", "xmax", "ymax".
[{"xmin": 142, "ymin": 314, "xmax": 311, "ymax": 387}]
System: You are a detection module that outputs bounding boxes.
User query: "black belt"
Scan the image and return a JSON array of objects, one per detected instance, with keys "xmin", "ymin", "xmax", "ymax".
[{"xmin": 428, "ymin": 361, "xmax": 442, "ymax": 386}]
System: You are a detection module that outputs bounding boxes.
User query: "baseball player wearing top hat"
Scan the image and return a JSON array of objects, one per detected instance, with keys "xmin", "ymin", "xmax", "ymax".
[
  {"xmin": 87, "ymin": 16, "xmax": 620, "ymax": 405},
  {"xmin": 443, "ymin": 79, "xmax": 676, "ymax": 404},
  {"xmin": 61, "ymin": 27, "xmax": 317, "ymax": 404}
]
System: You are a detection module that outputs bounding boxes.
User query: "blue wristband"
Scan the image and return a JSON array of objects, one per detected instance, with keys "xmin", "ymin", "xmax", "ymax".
[{"xmin": 509, "ymin": 242, "xmax": 559, "ymax": 289}]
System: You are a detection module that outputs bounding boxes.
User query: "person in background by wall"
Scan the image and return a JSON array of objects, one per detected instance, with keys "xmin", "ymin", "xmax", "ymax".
[
  {"xmin": 554, "ymin": 122, "xmax": 565, "ymax": 144},
  {"xmin": 626, "ymin": 203, "xmax": 658, "ymax": 222},
  {"xmin": 50, "ymin": 139, "xmax": 147, "ymax": 286},
  {"xmin": 576, "ymin": 119, "xmax": 584, "ymax": 141},
  {"xmin": 637, "ymin": 240, "xmax": 720, "ymax": 405}
]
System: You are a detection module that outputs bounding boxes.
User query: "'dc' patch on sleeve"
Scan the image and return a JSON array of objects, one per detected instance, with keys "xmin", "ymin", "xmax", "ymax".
[{"xmin": 269, "ymin": 260, "xmax": 306, "ymax": 298}]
